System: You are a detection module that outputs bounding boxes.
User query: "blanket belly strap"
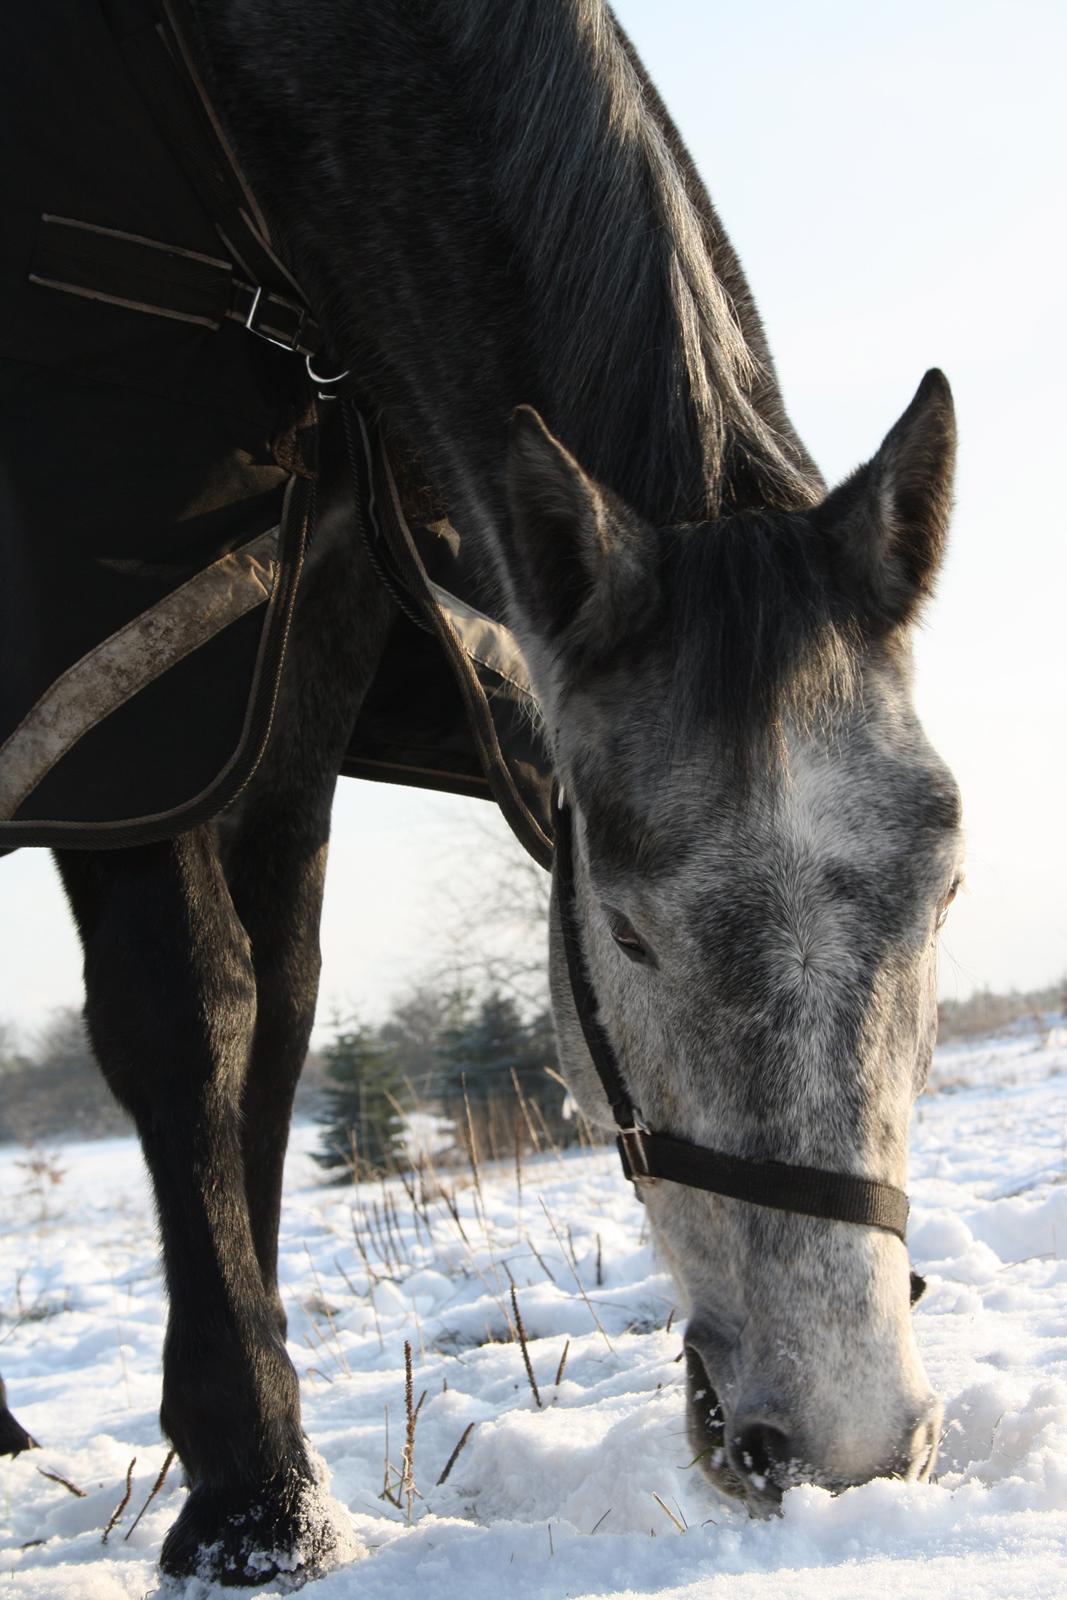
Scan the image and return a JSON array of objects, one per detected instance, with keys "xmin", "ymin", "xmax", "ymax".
[{"xmin": 0, "ymin": 529, "xmax": 281, "ymax": 823}]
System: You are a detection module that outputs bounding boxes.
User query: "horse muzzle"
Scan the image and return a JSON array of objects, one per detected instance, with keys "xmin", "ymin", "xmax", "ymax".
[{"xmin": 684, "ymin": 1340, "xmax": 942, "ymax": 1511}]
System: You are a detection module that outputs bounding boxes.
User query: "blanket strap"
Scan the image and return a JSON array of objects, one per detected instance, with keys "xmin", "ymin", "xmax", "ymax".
[
  {"xmin": 30, "ymin": 214, "xmax": 319, "ymax": 355},
  {"xmin": 27, "ymin": 0, "xmax": 321, "ymax": 362}
]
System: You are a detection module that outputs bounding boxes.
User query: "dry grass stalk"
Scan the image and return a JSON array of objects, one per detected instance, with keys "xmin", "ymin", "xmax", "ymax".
[
  {"xmin": 401, "ymin": 1340, "xmax": 421, "ymax": 1522},
  {"xmin": 554, "ymin": 1338, "xmax": 571, "ymax": 1388},
  {"xmin": 367, "ymin": 1200, "xmax": 394, "ymax": 1273},
  {"xmin": 514, "ymin": 1109, "xmax": 524, "ymax": 1221},
  {"xmin": 435, "ymin": 1421, "xmax": 475, "ymax": 1486},
  {"xmin": 461, "ymin": 1078, "xmax": 485, "ymax": 1211},
  {"xmin": 350, "ymin": 1209, "xmax": 380, "ymax": 1285},
  {"xmin": 101, "ymin": 1456, "xmax": 136, "ymax": 1543},
  {"xmin": 530, "ymin": 1099, "xmax": 564, "ymax": 1165},
  {"xmin": 124, "ymin": 1447, "xmax": 175, "ymax": 1542},
  {"xmin": 651, "ymin": 1491, "xmax": 685, "ymax": 1533},
  {"xmin": 526, "ymin": 1234, "xmax": 557, "ymax": 1285},
  {"xmin": 350, "ymin": 1212, "xmax": 385, "ymax": 1349},
  {"xmin": 486, "ymin": 1104, "xmax": 501, "ymax": 1166},
  {"xmin": 433, "ymin": 1185, "xmax": 516, "ymax": 1335},
  {"xmin": 509, "ymin": 1067, "xmax": 543, "ymax": 1154},
  {"xmin": 366, "ymin": 1278, "xmax": 385, "ymax": 1352},
  {"xmin": 440, "ymin": 1187, "xmax": 472, "ymax": 1249},
  {"xmin": 333, "ymin": 1254, "xmax": 361, "ymax": 1299},
  {"xmin": 303, "ymin": 1244, "xmax": 350, "ymax": 1377},
  {"xmin": 37, "ymin": 1466, "xmax": 86, "ymax": 1498},
  {"xmin": 544, "ymin": 1067, "xmax": 601, "ymax": 1153},
  {"xmin": 539, "ymin": 1197, "xmax": 615, "ymax": 1354},
  {"xmin": 595, "ymin": 1233, "xmax": 603, "ymax": 1287},
  {"xmin": 510, "ymin": 1286, "xmax": 542, "ymax": 1408},
  {"xmin": 665, "ymin": 1306, "xmax": 677, "ymax": 1334},
  {"xmin": 382, "ymin": 1184, "xmax": 405, "ymax": 1266},
  {"xmin": 394, "ymin": 1162, "xmax": 429, "ymax": 1243}
]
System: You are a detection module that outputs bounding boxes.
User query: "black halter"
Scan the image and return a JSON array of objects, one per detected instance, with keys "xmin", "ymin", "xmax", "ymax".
[{"xmin": 552, "ymin": 789, "xmax": 911, "ymax": 1244}]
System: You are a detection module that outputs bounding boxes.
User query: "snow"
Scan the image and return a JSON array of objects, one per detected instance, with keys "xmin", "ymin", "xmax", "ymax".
[{"xmin": 1, "ymin": 1028, "xmax": 1066, "ymax": 1599}]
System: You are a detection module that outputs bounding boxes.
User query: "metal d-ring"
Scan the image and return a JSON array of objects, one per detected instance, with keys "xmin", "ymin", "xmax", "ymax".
[{"xmin": 305, "ymin": 351, "xmax": 351, "ymax": 397}]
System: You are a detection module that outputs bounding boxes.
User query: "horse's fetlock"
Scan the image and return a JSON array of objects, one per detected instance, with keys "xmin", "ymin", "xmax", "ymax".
[{"xmin": 159, "ymin": 1463, "xmax": 360, "ymax": 1586}]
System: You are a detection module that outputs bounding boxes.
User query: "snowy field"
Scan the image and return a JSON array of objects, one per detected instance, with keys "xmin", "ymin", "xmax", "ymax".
[{"xmin": 1, "ymin": 1027, "xmax": 1066, "ymax": 1600}]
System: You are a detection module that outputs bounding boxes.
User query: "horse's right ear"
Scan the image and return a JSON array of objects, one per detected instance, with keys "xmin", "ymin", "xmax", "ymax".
[
  {"xmin": 503, "ymin": 407, "xmax": 654, "ymax": 665},
  {"xmin": 814, "ymin": 370, "xmax": 956, "ymax": 630}
]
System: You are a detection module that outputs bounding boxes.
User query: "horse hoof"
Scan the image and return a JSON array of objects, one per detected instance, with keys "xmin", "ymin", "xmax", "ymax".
[
  {"xmin": 0, "ymin": 1405, "xmax": 37, "ymax": 1456},
  {"xmin": 159, "ymin": 1470, "xmax": 361, "ymax": 1587}
]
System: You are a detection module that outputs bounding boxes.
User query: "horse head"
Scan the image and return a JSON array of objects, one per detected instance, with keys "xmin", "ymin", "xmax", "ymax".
[{"xmin": 497, "ymin": 370, "xmax": 962, "ymax": 1508}]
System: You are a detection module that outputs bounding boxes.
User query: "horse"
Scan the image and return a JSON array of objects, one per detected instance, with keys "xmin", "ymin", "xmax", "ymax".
[{"xmin": 0, "ymin": 0, "xmax": 963, "ymax": 1584}]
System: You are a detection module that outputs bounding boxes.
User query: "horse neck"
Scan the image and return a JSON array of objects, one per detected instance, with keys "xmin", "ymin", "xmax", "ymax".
[{"xmin": 191, "ymin": 0, "xmax": 818, "ymax": 544}]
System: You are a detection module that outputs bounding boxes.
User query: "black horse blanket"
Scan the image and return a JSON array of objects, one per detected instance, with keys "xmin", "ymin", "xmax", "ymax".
[{"xmin": 0, "ymin": 0, "xmax": 552, "ymax": 866}]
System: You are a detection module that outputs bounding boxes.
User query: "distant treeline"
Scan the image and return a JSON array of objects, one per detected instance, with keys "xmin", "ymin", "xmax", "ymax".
[
  {"xmin": 0, "ymin": 982, "xmax": 570, "ymax": 1163},
  {"xmin": 2, "ymin": 973, "xmax": 1063, "ymax": 1147},
  {"xmin": 936, "ymin": 978, "xmax": 1065, "ymax": 1041},
  {"xmin": 0, "ymin": 1008, "xmax": 128, "ymax": 1145},
  {"xmin": 0, "ymin": 1006, "xmax": 328, "ymax": 1146}
]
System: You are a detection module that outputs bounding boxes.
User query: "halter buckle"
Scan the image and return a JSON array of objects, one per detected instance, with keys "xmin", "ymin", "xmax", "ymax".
[{"xmin": 618, "ymin": 1119, "xmax": 655, "ymax": 1183}]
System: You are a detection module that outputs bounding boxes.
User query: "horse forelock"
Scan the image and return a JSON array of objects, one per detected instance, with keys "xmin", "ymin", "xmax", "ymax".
[
  {"xmin": 549, "ymin": 506, "xmax": 861, "ymax": 830},
  {"xmin": 664, "ymin": 512, "xmax": 860, "ymax": 766}
]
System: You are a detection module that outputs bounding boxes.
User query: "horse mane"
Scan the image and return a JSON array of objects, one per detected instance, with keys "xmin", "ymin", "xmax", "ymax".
[
  {"xmin": 449, "ymin": 3, "xmax": 842, "ymax": 760},
  {"xmin": 450, "ymin": 0, "xmax": 821, "ymax": 524}
]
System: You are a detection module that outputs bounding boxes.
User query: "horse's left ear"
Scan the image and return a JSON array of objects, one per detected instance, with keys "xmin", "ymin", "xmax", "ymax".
[
  {"xmin": 816, "ymin": 369, "xmax": 956, "ymax": 629},
  {"xmin": 502, "ymin": 407, "xmax": 655, "ymax": 664}
]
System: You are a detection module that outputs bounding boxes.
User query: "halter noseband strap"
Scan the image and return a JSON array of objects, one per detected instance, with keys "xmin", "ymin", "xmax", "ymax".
[{"xmin": 552, "ymin": 789, "xmax": 910, "ymax": 1245}]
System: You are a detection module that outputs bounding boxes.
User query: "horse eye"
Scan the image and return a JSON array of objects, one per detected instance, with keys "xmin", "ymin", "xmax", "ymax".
[
  {"xmin": 605, "ymin": 908, "xmax": 653, "ymax": 965},
  {"xmin": 936, "ymin": 874, "xmax": 962, "ymax": 930}
]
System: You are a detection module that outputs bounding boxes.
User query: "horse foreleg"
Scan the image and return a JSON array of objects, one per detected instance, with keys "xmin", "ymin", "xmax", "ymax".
[
  {"xmin": 54, "ymin": 830, "xmax": 346, "ymax": 1585},
  {"xmin": 222, "ymin": 791, "xmax": 334, "ymax": 1341},
  {"xmin": 219, "ymin": 472, "xmax": 396, "ymax": 1343}
]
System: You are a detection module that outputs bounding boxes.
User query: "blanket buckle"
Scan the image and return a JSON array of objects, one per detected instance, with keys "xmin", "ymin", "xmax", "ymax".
[{"xmin": 244, "ymin": 285, "xmax": 307, "ymax": 353}]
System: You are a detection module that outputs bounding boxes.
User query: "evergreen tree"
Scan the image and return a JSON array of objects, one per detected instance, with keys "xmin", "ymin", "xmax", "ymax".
[
  {"xmin": 378, "ymin": 982, "xmax": 471, "ymax": 1097},
  {"xmin": 314, "ymin": 1022, "xmax": 408, "ymax": 1181},
  {"xmin": 435, "ymin": 990, "xmax": 530, "ymax": 1114}
]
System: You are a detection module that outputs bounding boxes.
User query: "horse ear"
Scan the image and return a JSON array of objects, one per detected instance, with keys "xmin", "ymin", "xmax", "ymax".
[
  {"xmin": 503, "ymin": 406, "xmax": 653, "ymax": 659},
  {"xmin": 816, "ymin": 370, "xmax": 956, "ymax": 628}
]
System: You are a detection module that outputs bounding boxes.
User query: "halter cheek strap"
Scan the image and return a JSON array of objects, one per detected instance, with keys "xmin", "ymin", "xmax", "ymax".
[{"xmin": 551, "ymin": 788, "xmax": 911, "ymax": 1245}]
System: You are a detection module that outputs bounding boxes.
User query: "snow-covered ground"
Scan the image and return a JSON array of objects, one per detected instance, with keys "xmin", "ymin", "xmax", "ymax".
[{"xmin": 1, "ymin": 1027, "xmax": 1065, "ymax": 1600}]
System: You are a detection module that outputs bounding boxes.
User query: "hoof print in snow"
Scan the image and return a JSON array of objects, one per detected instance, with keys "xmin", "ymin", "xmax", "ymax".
[{"xmin": 159, "ymin": 1473, "xmax": 359, "ymax": 1588}]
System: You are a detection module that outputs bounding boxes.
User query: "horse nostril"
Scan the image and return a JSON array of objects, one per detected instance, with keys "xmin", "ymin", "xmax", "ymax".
[{"xmin": 729, "ymin": 1419, "xmax": 792, "ymax": 1495}]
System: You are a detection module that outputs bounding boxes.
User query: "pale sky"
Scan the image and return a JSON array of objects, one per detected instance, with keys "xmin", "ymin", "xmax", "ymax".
[{"xmin": 1, "ymin": 0, "xmax": 1064, "ymax": 1043}]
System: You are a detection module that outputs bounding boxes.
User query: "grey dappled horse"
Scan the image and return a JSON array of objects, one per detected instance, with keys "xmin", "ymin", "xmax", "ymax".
[{"xmin": 3, "ymin": 0, "xmax": 962, "ymax": 1582}]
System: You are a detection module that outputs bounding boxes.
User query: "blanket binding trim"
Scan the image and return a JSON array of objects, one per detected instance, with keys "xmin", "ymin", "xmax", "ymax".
[
  {"xmin": 0, "ymin": 528, "xmax": 280, "ymax": 821},
  {"xmin": 429, "ymin": 584, "xmax": 536, "ymax": 702}
]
